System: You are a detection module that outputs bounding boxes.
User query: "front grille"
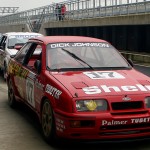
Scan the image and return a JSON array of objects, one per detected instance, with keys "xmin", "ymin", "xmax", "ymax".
[
  {"xmin": 111, "ymin": 110, "xmax": 148, "ymax": 115},
  {"xmin": 111, "ymin": 101, "xmax": 143, "ymax": 110}
]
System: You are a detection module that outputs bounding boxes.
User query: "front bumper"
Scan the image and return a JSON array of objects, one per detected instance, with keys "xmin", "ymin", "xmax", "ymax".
[{"xmin": 54, "ymin": 110, "xmax": 150, "ymax": 141}]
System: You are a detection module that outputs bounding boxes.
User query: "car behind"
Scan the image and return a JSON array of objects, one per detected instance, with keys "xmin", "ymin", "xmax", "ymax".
[{"xmin": 0, "ymin": 32, "xmax": 43, "ymax": 80}]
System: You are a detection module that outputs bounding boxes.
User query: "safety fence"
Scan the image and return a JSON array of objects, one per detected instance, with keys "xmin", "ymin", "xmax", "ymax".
[{"xmin": 0, "ymin": 0, "xmax": 150, "ymax": 32}]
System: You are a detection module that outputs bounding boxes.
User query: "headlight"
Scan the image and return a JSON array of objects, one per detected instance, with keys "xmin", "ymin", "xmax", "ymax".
[
  {"xmin": 76, "ymin": 100, "xmax": 108, "ymax": 112},
  {"xmin": 145, "ymin": 97, "xmax": 150, "ymax": 108}
]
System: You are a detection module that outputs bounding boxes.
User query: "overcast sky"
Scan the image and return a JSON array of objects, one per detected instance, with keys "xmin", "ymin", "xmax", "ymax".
[{"xmin": 1, "ymin": 0, "xmax": 64, "ymax": 11}]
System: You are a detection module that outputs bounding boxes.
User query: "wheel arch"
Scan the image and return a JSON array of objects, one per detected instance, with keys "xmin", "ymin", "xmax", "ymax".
[
  {"xmin": 39, "ymin": 96, "xmax": 56, "ymax": 122},
  {"xmin": 40, "ymin": 96, "xmax": 58, "ymax": 144}
]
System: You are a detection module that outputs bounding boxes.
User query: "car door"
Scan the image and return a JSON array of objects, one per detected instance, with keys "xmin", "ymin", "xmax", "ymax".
[{"xmin": 14, "ymin": 41, "xmax": 43, "ymax": 109}]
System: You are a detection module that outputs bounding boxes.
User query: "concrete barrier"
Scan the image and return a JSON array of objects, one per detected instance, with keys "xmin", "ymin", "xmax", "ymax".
[{"xmin": 120, "ymin": 51, "xmax": 150, "ymax": 66}]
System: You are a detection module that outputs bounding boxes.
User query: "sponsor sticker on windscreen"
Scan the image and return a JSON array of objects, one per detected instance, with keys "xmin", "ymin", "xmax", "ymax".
[
  {"xmin": 10, "ymin": 35, "xmax": 40, "ymax": 39},
  {"xmin": 49, "ymin": 42, "xmax": 110, "ymax": 49}
]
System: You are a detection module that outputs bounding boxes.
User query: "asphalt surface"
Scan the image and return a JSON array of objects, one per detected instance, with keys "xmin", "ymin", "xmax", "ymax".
[
  {"xmin": 0, "ymin": 65, "xmax": 150, "ymax": 150},
  {"xmin": 134, "ymin": 64, "xmax": 150, "ymax": 77}
]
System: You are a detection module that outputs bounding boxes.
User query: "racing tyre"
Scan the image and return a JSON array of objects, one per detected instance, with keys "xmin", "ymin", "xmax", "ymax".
[
  {"xmin": 41, "ymin": 99, "xmax": 57, "ymax": 145},
  {"xmin": 8, "ymin": 79, "xmax": 16, "ymax": 108}
]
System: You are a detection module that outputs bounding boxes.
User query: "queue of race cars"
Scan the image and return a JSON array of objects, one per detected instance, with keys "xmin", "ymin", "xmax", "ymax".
[{"xmin": 0, "ymin": 33, "xmax": 150, "ymax": 144}]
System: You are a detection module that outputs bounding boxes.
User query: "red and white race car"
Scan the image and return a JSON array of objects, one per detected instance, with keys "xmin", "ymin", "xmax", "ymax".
[{"xmin": 7, "ymin": 36, "xmax": 150, "ymax": 144}]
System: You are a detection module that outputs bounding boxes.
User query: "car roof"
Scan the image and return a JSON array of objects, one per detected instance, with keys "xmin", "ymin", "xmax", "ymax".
[
  {"xmin": 3, "ymin": 32, "xmax": 42, "ymax": 36},
  {"xmin": 29, "ymin": 36, "xmax": 107, "ymax": 45}
]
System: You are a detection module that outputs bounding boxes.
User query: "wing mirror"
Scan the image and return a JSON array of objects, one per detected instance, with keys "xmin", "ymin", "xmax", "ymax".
[{"xmin": 34, "ymin": 60, "xmax": 41, "ymax": 74}]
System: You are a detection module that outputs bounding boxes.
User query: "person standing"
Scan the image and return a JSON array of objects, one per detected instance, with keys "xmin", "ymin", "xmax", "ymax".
[
  {"xmin": 61, "ymin": 4, "xmax": 66, "ymax": 21},
  {"xmin": 55, "ymin": 4, "xmax": 61, "ymax": 21}
]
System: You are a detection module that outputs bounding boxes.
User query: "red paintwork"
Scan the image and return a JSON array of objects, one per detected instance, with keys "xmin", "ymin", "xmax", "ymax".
[
  {"xmin": 29, "ymin": 35, "xmax": 106, "ymax": 44},
  {"xmin": 7, "ymin": 36, "xmax": 150, "ymax": 141}
]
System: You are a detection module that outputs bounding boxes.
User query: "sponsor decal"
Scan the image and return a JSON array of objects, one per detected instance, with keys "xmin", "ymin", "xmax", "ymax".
[
  {"xmin": 45, "ymin": 84, "xmax": 62, "ymax": 99},
  {"xmin": 50, "ymin": 42, "xmax": 110, "ymax": 49},
  {"xmin": 56, "ymin": 118, "xmax": 66, "ymax": 132},
  {"xmin": 83, "ymin": 71, "xmax": 125, "ymax": 79},
  {"xmin": 102, "ymin": 120, "xmax": 128, "ymax": 126},
  {"xmin": 28, "ymin": 72, "xmax": 36, "ymax": 80},
  {"xmin": 26, "ymin": 78, "xmax": 35, "ymax": 108},
  {"xmin": 83, "ymin": 84, "xmax": 150, "ymax": 94},
  {"xmin": 35, "ymin": 79, "xmax": 44, "ymax": 90},
  {"xmin": 102, "ymin": 117, "xmax": 150, "ymax": 126},
  {"xmin": 8, "ymin": 61, "xmax": 28, "ymax": 78}
]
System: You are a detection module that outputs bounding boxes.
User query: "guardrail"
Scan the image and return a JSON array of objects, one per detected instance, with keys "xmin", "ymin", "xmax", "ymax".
[
  {"xmin": 120, "ymin": 51, "xmax": 150, "ymax": 65},
  {"xmin": 0, "ymin": 0, "xmax": 150, "ymax": 32}
]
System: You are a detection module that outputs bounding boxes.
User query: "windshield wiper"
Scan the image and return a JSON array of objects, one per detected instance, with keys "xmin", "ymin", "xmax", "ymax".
[
  {"xmin": 47, "ymin": 66, "xmax": 63, "ymax": 72},
  {"xmin": 62, "ymin": 48, "xmax": 94, "ymax": 70}
]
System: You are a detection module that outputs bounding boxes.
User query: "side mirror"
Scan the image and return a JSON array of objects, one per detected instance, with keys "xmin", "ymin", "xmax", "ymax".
[
  {"xmin": 34, "ymin": 60, "xmax": 41, "ymax": 74},
  {"xmin": 127, "ymin": 59, "xmax": 134, "ymax": 67}
]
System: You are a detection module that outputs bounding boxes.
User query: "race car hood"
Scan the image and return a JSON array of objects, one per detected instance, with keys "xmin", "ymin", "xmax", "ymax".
[
  {"xmin": 52, "ymin": 69, "xmax": 150, "ymax": 97},
  {"xmin": 7, "ymin": 48, "xmax": 18, "ymax": 56}
]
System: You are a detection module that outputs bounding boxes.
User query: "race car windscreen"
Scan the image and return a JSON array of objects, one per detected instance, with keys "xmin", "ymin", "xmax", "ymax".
[
  {"xmin": 7, "ymin": 35, "xmax": 40, "ymax": 49},
  {"xmin": 46, "ymin": 42, "xmax": 130, "ymax": 71}
]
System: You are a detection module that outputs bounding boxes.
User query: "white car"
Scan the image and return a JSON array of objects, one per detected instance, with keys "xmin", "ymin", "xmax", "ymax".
[{"xmin": 0, "ymin": 32, "xmax": 43, "ymax": 80}]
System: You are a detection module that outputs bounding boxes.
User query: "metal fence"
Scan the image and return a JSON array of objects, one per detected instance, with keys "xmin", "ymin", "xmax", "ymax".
[{"xmin": 0, "ymin": 0, "xmax": 150, "ymax": 31}]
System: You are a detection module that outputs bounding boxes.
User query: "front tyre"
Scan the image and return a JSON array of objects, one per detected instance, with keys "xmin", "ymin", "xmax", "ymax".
[
  {"xmin": 41, "ymin": 99, "xmax": 56, "ymax": 144},
  {"xmin": 8, "ymin": 79, "xmax": 16, "ymax": 108}
]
